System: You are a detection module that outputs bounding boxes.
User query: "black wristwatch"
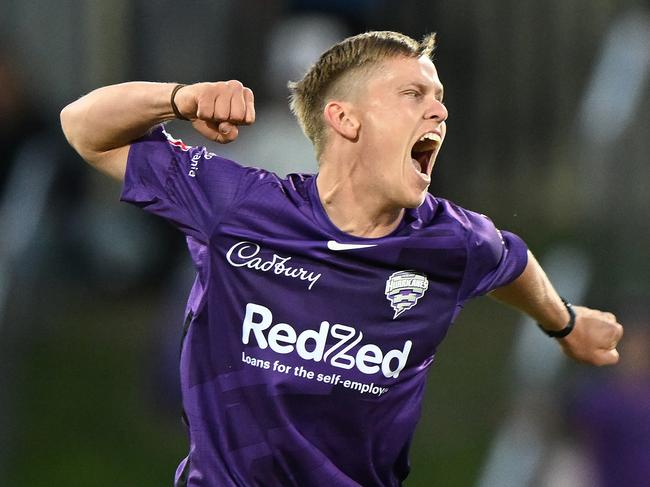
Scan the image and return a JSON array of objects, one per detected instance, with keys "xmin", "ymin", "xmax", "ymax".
[{"xmin": 537, "ymin": 298, "xmax": 576, "ymax": 338}]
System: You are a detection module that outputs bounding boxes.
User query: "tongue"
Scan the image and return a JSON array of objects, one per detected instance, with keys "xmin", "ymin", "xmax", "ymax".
[
  {"xmin": 411, "ymin": 157, "xmax": 422, "ymax": 173},
  {"xmin": 412, "ymin": 148, "xmax": 432, "ymax": 172}
]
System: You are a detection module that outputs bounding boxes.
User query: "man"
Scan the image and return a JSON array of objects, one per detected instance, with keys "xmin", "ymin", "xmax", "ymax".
[{"xmin": 61, "ymin": 31, "xmax": 622, "ymax": 487}]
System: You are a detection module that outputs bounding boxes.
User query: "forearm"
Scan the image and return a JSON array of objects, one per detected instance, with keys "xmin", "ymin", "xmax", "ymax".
[
  {"xmin": 489, "ymin": 250, "xmax": 569, "ymax": 332},
  {"xmin": 490, "ymin": 249, "xmax": 623, "ymax": 366},
  {"xmin": 60, "ymin": 82, "xmax": 176, "ymax": 162},
  {"xmin": 60, "ymin": 80, "xmax": 254, "ymax": 180}
]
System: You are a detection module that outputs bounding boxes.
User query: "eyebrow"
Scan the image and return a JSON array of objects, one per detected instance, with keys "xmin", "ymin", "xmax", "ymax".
[{"xmin": 399, "ymin": 82, "xmax": 444, "ymax": 100}]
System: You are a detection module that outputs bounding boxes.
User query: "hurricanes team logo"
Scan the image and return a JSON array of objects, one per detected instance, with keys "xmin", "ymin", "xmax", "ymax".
[{"xmin": 385, "ymin": 270, "xmax": 429, "ymax": 319}]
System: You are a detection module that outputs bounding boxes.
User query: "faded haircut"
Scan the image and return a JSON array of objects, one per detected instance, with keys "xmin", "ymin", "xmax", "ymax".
[{"xmin": 288, "ymin": 31, "xmax": 436, "ymax": 158}]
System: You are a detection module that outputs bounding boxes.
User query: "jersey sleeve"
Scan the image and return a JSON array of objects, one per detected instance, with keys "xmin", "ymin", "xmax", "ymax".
[
  {"xmin": 120, "ymin": 125, "xmax": 250, "ymax": 242},
  {"xmin": 457, "ymin": 208, "xmax": 528, "ymax": 302}
]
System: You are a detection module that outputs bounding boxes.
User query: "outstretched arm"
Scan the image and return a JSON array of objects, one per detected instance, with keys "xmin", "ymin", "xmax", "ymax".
[
  {"xmin": 490, "ymin": 250, "xmax": 623, "ymax": 366},
  {"xmin": 60, "ymin": 81, "xmax": 255, "ymax": 180}
]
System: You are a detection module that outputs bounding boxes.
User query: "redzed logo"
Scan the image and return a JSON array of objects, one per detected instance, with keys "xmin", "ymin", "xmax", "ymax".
[{"xmin": 242, "ymin": 302, "xmax": 412, "ymax": 379}]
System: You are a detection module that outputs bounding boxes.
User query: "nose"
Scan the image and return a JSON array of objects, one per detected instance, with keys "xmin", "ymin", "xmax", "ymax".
[{"xmin": 424, "ymin": 99, "xmax": 448, "ymax": 123}]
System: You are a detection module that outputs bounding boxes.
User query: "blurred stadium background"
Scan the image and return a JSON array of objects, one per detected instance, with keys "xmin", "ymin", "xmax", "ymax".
[{"xmin": 1, "ymin": 1, "xmax": 649, "ymax": 486}]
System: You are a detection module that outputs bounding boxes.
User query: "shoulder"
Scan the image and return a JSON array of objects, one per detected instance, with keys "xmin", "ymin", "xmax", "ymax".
[
  {"xmin": 281, "ymin": 172, "xmax": 315, "ymax": 199},
  {"xmin": 235, "ymin": 172, "xmax": 317, "ymax": 214},
  {"xmin": 409, "ymin": 194, "xmax": 482, "ymax": 234},
  {"xmin": 405, "ymin": 195, "xmax": 511, "ymax": 258}
]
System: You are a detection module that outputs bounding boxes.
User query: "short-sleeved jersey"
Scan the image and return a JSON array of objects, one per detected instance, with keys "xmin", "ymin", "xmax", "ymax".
[{"xmin": 121, "ymin": 126, "xmax": 528, "ymax": 487}]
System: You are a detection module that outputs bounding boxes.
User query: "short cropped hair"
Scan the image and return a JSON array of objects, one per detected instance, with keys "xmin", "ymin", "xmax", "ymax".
[{"xmin": 288, "ymin": 31, "xmax": 436, "ymax": 158}]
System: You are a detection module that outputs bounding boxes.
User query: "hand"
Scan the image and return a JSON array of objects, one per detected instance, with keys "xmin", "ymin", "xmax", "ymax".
[
  {"xmin": 173, "ymin": 81, "xmax": 256, "ymax": 144},
  {"xmin": 558, "ymin": 306, "xmax": 623, "ymax": 366}
]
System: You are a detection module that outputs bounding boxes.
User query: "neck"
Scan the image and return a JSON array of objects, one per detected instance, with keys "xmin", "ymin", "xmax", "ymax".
[{"xmin": 317, "ymin": 150, "xmax": 404, "ymax": 238}]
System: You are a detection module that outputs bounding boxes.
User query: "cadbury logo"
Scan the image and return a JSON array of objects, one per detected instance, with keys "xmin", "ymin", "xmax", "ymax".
[{"xmin": 226, "ymin": 241, "xmax": 321, "ymax": 290}]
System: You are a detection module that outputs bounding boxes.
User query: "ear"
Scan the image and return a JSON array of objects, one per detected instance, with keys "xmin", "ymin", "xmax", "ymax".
[{"xmin": 323, "ymin": 101, "xmax": 360, "ymax": 141}]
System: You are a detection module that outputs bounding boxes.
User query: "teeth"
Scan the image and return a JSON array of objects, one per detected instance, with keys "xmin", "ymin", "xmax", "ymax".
[{"xmin": 418, "ymin": 132, "xmax": 441, "ymax": 143}]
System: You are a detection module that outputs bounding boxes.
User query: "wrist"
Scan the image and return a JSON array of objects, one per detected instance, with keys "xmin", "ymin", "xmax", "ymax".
[
  {"xmin": 537, "ymin": 298, "xmax": 576, "ymax": 338},
  {"xmin": 170, "ymin": 84, "xmax": 189, "ymax": 121}
]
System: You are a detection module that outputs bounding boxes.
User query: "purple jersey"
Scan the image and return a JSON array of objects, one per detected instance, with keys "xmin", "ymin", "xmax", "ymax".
[{"xmin": 121, "ymin": 126, "xmax": 528, "ymax": 487}]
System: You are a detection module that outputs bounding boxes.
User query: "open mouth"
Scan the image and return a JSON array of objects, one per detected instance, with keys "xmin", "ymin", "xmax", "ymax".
[{"xmin": 410, "ymin": 132, "xmax": 440, "ymax": 175}]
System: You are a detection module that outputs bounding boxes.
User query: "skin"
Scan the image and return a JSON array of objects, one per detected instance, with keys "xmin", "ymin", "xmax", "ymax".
[
  {"xmin": 317, "ymin": 55, "xmax": 447, "ymax": 238},
  {"xmin": 59, "ymin": 55, "xmax": 623, "ymax": 366}
]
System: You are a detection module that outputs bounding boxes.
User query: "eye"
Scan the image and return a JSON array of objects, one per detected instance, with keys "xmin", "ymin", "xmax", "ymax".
[{"xmin": 403, "ymin": 90, "xmax": 422, "ymax": 98}]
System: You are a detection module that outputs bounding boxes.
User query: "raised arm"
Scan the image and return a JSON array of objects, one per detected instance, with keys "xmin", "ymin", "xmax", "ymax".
[
  {"xmin": 490, "ymin": 250, "xmax": 623, "ymax": 366},
  {"xmin": 60, "ymin": 81, "xmax": 255, "ymax": 180}
]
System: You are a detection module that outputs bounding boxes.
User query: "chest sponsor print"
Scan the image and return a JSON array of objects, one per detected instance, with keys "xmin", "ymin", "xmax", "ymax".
[{"xmin": 226, "ymin": 241, "xmax": 322, "ymax": 290}]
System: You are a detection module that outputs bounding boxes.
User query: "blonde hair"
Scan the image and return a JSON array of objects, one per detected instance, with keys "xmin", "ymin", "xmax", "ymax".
[{"xmin": 288, "ymin": 31, "xmax": 436, "ymax": 158}]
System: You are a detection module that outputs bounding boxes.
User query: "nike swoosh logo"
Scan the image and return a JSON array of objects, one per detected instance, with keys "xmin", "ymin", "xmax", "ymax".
[{"xmin": 327, "ymin": 240, "xmax": 378, "ymax": 251}]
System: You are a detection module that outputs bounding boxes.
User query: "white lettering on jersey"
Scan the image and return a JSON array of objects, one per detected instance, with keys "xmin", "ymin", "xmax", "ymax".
[
  {"xmin": 188, "ymin": 147, "xmax": 215, "ymax": 177},
  {"xmin": 226, "ymin": 241, "xmax": 322, "ymax": 290},
  {"xmin": 242, "ymin": 303, "xmax": 412, "ymax": 379}
]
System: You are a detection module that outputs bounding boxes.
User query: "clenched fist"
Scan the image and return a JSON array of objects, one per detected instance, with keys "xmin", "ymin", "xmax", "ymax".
[
  {"xmin": 559, "ymin": 307, "xmax": 624, "ymax": 366},
  {"xmin": 173, "ymin": 81, "xmax": 256, "ymax": 144}
]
